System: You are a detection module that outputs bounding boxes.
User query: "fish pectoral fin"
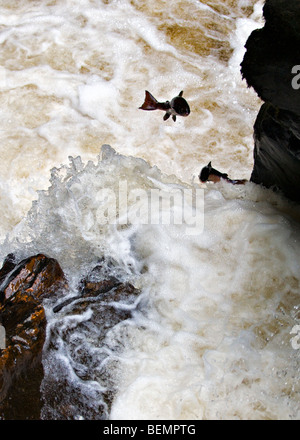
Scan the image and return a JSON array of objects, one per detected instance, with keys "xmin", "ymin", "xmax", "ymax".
[
  {"xmin": 172, "ymin": 115, "xmax": 176, "ymax": 122},
  {"xmin": 163, "ymin": 112, "xmax": 171, "ymax": 121}
]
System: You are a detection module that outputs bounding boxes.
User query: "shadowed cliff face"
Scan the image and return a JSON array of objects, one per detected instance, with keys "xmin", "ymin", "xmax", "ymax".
[{"xmin": 241, "ymin": 0, "xmax": 300, "ymax": 202}]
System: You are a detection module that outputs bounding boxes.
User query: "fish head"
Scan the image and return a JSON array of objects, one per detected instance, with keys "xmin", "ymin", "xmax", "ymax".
[
  {"xmin": 199, "ymin": 162, "xmax": 212, "ymax": 182},
  {"xmin": 170, "ymin": 95, "xmax": 190, "ymax": 117}
]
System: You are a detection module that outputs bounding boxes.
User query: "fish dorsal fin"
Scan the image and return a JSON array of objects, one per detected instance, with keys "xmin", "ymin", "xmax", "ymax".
[
  {"xmin": 208, "ymin": 161, "xmax": 212, "ymax": 168},
  {"xmin": 179, "ymin": 91, "xmax": 183, "ymax": 97}
]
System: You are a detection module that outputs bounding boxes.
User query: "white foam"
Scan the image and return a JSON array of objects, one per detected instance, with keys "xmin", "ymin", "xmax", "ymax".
[
  {"xmin": 110, "ymin": 178, "xmax": 300, "ymax": 420},
  {"xmin": 3, "ymin": 145, "xmax": 299, "ymax": 420}
]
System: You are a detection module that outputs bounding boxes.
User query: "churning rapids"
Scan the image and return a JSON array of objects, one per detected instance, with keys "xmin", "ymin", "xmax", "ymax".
[{"xmin": 0, "ymin": 0, "xmax": 299, "ymax": 420}]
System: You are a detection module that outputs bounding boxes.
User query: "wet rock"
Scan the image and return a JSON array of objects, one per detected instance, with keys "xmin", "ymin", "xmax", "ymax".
[
  {"xmin": 241, "ymin": 0, "xmax": 300, "ymax": 115},
  {"xmin": 251, "ymin": 103, "xmax": 300, "ymax": 202},
  {"xmin": 0, "ymin": 254, "xmax": 67, "ymax": 419},
  {"xmin": 241, "ymin": 0, "xmax": 300, "ymax": 202},
  {"xmin": 42, "ymin": 259, "xmax": 141, "ymax": 420},
  {"xmin": 0, "ymin": 253, "xmax": 141, "ymax": 420}
]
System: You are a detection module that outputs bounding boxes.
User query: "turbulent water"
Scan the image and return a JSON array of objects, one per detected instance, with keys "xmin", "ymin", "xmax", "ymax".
[{"xmin": 0, "ymin": 0, "xmax": 299, "ymax": 420}]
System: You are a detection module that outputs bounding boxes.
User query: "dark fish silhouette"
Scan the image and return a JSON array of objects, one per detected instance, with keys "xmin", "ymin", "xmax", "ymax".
[
  {"xmin": 139, "ymin": 90, "xmax": 190, "ymax": 121},
  {"xmin": 199, "ymin": 162, "xmax": 247, "ymax": 185}
]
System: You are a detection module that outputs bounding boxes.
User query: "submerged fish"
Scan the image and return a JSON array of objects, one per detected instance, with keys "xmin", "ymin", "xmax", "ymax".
[
  {"xmin": 139, "ymin": 90, "xmax": 190, "ymax": 121},
  {"xmin": 199, "ymin": 162, "xmax": 247, "ymax": 185}
]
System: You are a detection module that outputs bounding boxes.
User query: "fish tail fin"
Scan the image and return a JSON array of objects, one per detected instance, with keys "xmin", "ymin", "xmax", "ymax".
[{"xmin": 139, "ymin": 91, "xmax": 159, "ymax": 111}]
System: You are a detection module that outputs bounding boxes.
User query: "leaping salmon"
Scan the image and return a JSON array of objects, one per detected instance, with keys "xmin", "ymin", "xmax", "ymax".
[
  {"xmin": 199, "ymin": 162, "xmax": 247, "ymax": 185},
  {"xmin": 139, "ymin": 90, "xmax": 190, "ymax": 122}
]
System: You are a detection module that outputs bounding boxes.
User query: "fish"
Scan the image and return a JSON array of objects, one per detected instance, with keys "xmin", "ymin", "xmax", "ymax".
[
  {"xmin": 199, "ymin": 162, "xmax": 247, "ymax": 185},
  {"xmin": 139, "ymin": 90, "xmax": 190, "ymax": 121},
  {"xmin": 199, "ymin": 162, "xmax": 228, "ymax": 183}
]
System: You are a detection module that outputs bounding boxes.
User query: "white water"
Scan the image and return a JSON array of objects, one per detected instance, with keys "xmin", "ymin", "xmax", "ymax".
[{"xmin": 0, "ymin": 0, "xmax": 299, "ymax": 420}]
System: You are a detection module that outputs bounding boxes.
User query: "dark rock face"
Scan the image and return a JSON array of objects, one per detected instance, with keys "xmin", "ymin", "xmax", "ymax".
[
  {"xmin": 241, "ymin": 0, "xmax": 300, "ymax": 202},
  {"xmin": 251, "ymin": 104, "xmax": 300, "ymax": 201}
]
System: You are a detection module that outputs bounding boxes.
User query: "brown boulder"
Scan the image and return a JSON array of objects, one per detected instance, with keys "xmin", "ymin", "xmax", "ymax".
[{"xmin": 0, "ymin": 253, "xmax": 67, "ymax": 419}]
